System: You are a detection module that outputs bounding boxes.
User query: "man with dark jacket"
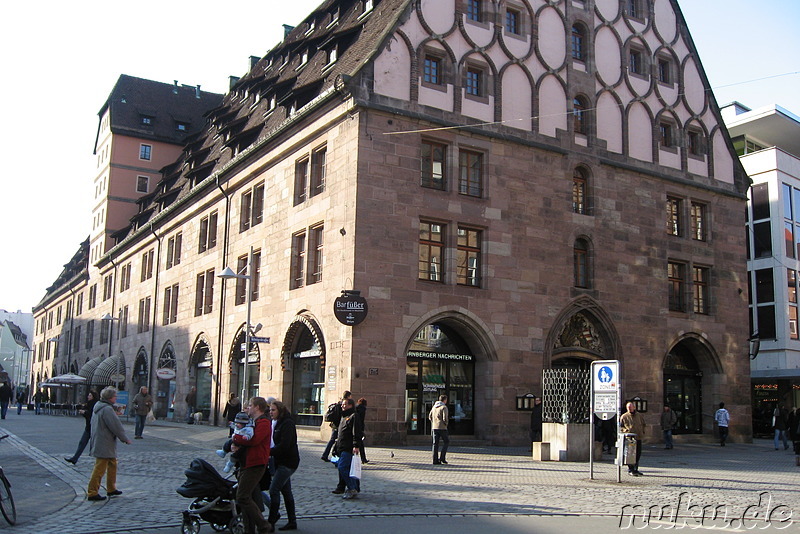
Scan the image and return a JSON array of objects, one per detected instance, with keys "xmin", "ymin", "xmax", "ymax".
[
  {"xmin": 233, "ymin": 397, "xmax": 272, "ymax": 534},
  {"xmin": 332, "ymin": 397, "xmax": 363, "ymax": 499},
  {"xmin": 132, "ymin": 386, "xmax": 153, "ymax": 439},
  {"xmin": 321, "ymin": 390, "xmax": 351, "ymax": 462},
  {"xmin": 0, "ymin": 382, "xmax": 12, "ymax": 419}
]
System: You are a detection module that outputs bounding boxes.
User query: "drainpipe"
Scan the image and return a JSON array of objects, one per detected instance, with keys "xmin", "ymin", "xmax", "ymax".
[
  {"xmin": 213, "ymin": 176, "xmax": 232, "ymax": 426},
  {"xmin": 148, "ymin": 223, "xmax": 163, "ymax": 409}
]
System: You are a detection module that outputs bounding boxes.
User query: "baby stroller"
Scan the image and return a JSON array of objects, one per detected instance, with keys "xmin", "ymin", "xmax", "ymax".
[{"xmin": 177, "ymin": 458, "xmax": 244, "ymax": 534}]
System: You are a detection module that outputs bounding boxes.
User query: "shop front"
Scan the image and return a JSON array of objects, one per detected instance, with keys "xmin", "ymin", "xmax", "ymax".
[
  {"xmin": 283, "ymin": 316, "xmax": 326, "ymax": 427},
  {"xmin": 405, "ymin": 323, "xmax": 475, "ymax": 435}
]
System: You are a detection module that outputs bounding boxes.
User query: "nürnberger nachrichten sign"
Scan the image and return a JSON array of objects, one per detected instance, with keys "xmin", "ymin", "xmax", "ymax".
[{"xmin": 333, "ymin": 290, "xmax": 368, "ymax": 326}]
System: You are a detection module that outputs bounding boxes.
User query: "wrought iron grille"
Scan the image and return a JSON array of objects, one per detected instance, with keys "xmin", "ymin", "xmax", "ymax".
[{"xmin": 541, "ymin": 368, "xmax": 590, "ymax": 424}]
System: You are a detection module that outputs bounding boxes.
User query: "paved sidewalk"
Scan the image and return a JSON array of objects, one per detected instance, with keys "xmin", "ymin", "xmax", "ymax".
[{"xmin": 1, "ymin": 411, "xmax": 798, "ymax": 533}]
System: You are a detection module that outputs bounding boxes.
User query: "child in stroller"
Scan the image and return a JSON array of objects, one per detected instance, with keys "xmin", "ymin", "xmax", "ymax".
[
  {"xmin": 217, "ymin": 412, "xmax": 253, "ymax": 473},
  {"xmin": 177, "ymin": 458, "xmax": 242, "ymax": 533}
]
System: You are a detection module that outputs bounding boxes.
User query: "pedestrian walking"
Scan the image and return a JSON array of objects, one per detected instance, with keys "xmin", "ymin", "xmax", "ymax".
[
  {"xmin": 15, "ymin": 387, "xmax": 26, "ymax": 415},
  {"xmin": 715, "ymin": 402, "xmax": 730, "ymax": 446},
  {"xmin": 660, "ymin": 404, "xmax": 678, "ymax": 449},
  {"xmin": 268, "ymin": 400, "xmax": 299, "ymax": 531},
  {"xmin": 233, "ymin": 396, "xmax": 273, "ymax": 534},
  {"xmin": 65, "ymin": 390, "xmax": 98, "ymax": 464},
  {"xmin": 332, "ymin": 397, "xmax": 363, "ymax": 500},
  {"xmin": 774, "ymin": 404, "xmax": 789, "ymax": 450},
  {"xmin": 619, "ymin": 401, "xmax": 646, "ymax": 476},
  {"xmin": 33, "ymin": 388, "xmax": 47, "ymax": 415},
  {"xmin": 131, "ymin": 386, "xmax": 153, "ymax": 439},
  {"xmin": 321, "ymin": 391, "xmax": 351, "ymax": 462},
  {"xmin": 0, "ymin": 382, "xmax": 12, "ymax": 419},
  {"xmin": 223, "ymin": 393, "xmax": 242, "ymax": 437},
  {"xmin": 529, "ymin": 396, "xmax": 542, "ymax": 442},
  {"xmin": 185, "ymin": 386, "xmax": 197, "ymax": 423},
  {"xmin": 429, "ymin": 394, "xmax": 450, "ymax": 465},
  {"xmin": 356, "ymin": 397, "xmax": 369, "ymax": 463},
  {"xmin": 87, "ymin": 387, "xmax": 131, "ymax": 501}
]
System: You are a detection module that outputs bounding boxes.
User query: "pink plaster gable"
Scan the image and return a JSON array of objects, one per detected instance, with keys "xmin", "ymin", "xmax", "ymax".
[{"xmin": 373, "ymin": 33, "xmax": 411, "ymax": 101}]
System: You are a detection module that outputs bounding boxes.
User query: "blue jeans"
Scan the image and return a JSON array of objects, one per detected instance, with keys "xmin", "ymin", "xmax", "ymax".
[
  {"xmin": 268, "ymin": 465, "xmax": 296, "ymax": 524},
  {"xmin": 134, "ymin": 414, "xmax": 146, "ymax": 437},
  {"xmin": 663, "ymin": 429, "xmax": 673, "ymax": 449},
  {"xmin": 16, "ymin": 401, "xmax": 22, "ymax": 415},
  {"xmin": 336, "ymin": 451, "xmax": 359, "ymax": 492},
  {"xmin": 775, "ymin": 429, "xmax": 788, "ymax": 449},
  {"xmin": 69, "ymin": 428, "xmax": 91, "ymax": 462},
  {"xmin": 432, "ymin": 429, "xmax": 449, "ymax": 462},
  {"xmin": 0, "ymin": 401, "xmax": 8, "ymax": 419}
]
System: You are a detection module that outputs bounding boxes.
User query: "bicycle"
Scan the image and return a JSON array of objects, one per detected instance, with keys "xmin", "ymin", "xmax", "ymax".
[{"xmin": 0, "ymin": 434, "xmax": 16, "ymax": 525}]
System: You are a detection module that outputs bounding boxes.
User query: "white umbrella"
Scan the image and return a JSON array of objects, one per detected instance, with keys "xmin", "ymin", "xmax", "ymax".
[{"xmin": 48, "ymin": 373, "xmax": 87, "ymax": 385}]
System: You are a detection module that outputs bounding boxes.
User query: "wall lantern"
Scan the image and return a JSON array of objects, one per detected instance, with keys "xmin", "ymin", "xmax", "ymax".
[
  {"xmin": 516, "ymin": 393, "xmax": 537, "ymax": 411},
  {"xmin": 629, "ymin": 396, "xmax": 648, "ymax": 413}
]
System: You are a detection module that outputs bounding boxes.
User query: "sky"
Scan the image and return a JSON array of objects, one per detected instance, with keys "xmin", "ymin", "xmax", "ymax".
[{"xmin": 1, "ymin": 0, "xmax": 798, "ymax": 314}]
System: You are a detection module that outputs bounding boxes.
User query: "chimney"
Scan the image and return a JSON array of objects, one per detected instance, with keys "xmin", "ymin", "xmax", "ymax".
[
  {"xmin": 250, "ymin": 56, "xmax": 260, "ymax": 70},
  {"xmin": 173, "ymin": 80, "xmax": 179, "ymax": 94},
  {"xmin": 195, "ymin": 85, "xmax": 201, "ymax": 99},
  {"xmin": 229, "ymin": 76, "xmax": 240, "ymax": 90},
  {"xmin": 283, "ymin": 24, "xmax": 295, "ymax": 38}
]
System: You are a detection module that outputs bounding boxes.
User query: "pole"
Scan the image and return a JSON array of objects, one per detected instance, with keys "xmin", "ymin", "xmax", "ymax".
[{"xmin": 242, "ymin": 246, "xmax": 253, "ymax": 403}]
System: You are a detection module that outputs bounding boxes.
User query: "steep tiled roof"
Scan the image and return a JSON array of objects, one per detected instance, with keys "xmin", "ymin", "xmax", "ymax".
[
  {"xmin": 34, "ymin": 238, "xmax": 90, "ymax": 310},
  {"xmin": 110, "ymin": 0, "xmax": 411, "ymax": 250}
]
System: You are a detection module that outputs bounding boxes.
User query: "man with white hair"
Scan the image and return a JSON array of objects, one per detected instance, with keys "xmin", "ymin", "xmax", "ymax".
[{"xmin": 87, "ymin": 386, "xmax": 131, "ymax": 501}]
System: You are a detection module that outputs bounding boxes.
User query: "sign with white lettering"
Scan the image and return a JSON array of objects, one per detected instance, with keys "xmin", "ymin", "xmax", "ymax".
[
  {"xmin": 333, "ymin": 291, "xmax": 368, "ymax": 326},
  {"xmin": 591, "ymin": 360, "xmax": 620, "ymax": 420}
]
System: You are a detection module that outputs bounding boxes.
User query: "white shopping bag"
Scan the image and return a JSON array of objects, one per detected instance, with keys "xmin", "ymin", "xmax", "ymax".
[{"xmin": 349, "ymin": 455, "xmax": 362, "ymax": 479}]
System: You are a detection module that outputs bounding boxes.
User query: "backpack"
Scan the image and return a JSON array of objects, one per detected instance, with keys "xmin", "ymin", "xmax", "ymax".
[{"xmin": 324, "ymin": 402, "xmax": 342, "ymax": 424}]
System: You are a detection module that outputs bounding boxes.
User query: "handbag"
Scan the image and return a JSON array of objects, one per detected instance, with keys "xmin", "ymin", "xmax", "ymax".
[{"xmin": 349, "ymin": 455, "xmax": 362, "ymax": 479}]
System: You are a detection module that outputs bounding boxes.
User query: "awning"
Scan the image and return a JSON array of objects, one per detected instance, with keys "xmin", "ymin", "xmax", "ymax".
[
  {"xmin": 91, "ymin": 355, "xmax": 126, "ymax": 387},
  {"xmin": 78, "ymin": 356, "xmax": 104, "ymax": 384}
]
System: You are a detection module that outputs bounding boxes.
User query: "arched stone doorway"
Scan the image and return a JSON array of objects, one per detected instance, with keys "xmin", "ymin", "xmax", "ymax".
[
  {"xmin": 228, "ymin": 325, "xmax": 261, "ymax": 401},
  {"xmin": 133, "ymin": 349, "xmax": 149, "ymax": 392},
  {"xmin": 155, "ymin": 342, "xmax": 177, "ymax": 419},
  {"xmin": 405, "ymin": 322, "xmax": 476, "ymax": 435},
  {"xmin": 280, "ymin": 315, "xmax": 326, "ymax": 426},
  {"xmin": 189, "ymin": 336, "xmax": 214, "ymax": 421},
  {"xmin": 550, "ymin": 309, "xmax": 616, "ymax": 369},
  {"xmin": 663, "ymin": 341, "xmax": 704, "ymax": 434}
]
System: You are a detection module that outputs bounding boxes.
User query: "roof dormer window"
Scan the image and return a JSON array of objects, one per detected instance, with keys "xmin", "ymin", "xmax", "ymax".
[
  {"xmin": 326, "ymin": 47, "xmax": 338, "ymax": 66},
  {"xmin": 141, "ymin": 115, "xmax": 154, "ymax": 126},
  {"xmin": 305, "ymin": 21, "xmax": 316, "ymax": 35}
]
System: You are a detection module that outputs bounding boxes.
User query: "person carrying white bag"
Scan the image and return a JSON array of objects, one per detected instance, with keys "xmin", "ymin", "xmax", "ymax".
[{"xmin": 331, "ymin": 397, "xmax": 364, "ymax": 500}]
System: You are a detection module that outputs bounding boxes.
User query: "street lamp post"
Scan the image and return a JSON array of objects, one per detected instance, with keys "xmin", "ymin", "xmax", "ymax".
[{"xmin": 218, "ymin": 246, "xmax": 255, "ymax": 403}]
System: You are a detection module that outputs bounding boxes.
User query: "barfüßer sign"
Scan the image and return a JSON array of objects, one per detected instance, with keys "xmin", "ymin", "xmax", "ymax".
[{"xmin": 334, "ymin": 290, "xmax": 368, "ymax": 326}]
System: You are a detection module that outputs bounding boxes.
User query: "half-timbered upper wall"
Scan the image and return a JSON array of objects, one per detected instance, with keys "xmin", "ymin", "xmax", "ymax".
[{"xmin": 372, "ymin": 0, "xmax": 736, "ymax": 184}]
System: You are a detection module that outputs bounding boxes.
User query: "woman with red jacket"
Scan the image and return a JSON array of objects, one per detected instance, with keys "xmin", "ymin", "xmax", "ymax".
[{"xmin": 233, "ymin": 396, "xmax": 273, "ymax": 534}]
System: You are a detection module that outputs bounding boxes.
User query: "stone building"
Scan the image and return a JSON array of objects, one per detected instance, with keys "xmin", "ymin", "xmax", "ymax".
[{"xmin": 33, "ymin": 0, "xmax": 751, "ymax": 445}]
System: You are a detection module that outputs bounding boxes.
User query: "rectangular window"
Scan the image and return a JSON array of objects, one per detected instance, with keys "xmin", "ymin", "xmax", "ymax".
[
  {"xmin": 658, "ymin": 58, "xmax": 671, "ymax": 84},
  {"xmin": 421, "ymin": 141, "xmax": 446, "ymax": 190},
  {"xmin": 627, "ymin": 0, "xmax": 641, "ymax": 18},
  {"xmin": 240, "ymin": 183, "xmax": 264, "ymax": 230},
  {"xmin": 467, "ymin": 0, "xmax": 482, "ymax": 22},
  {"xmin": 786, "ymin": 222, "xmax": 795, "ymax": 259},
  {"xmin": 419, "ymin": 221, "xmax": 445, "ymax": 282},
  {"xmin": 76, "ymin": 292, "xmax": 83, "ymax": 316},
  {"xmin": 310, "ymin": 146, "xmax": 327, "ymax": 197},
  {"xmin": 457, "ymin": 227, "xmax": 481, "ymax": 287},
  {"xmin": 687, "ymin": 130, "xmax": 704, "ymax": 156},
  {"xmin": 119, "ymin": 306, "xmax": 129, "ymax": 338},
  {"xmin": 240, "ymin": 189, "xmax": 253, "ymax": 230},
  {"xmin": 751, "ymin": 182, "xmax": 770, "ymax": 220},
  {"xmin": 294, "ymin": 158, "xmax": 309, "ymax": 206},
  {"xmin": 465, "ymin": 68, "xmax": 482, "ymax": 96},
  {"xmin": 141, "ymin": 249, "xmax": 154, "ymax": 282},
  {"xmin": 163, "ymin": 284, "xmax": 179, "ymax": 325},
  {"xmin": 199, "ymin": 211, "xmax": 219, "ymax": 253},
  {"xmin": 690, "ymin": 202, "xmax": 706, "ymax": 241},
  {"xmin": 505, "ymin": 8, "xmax": 519, "ymax": 34},
  {"xmin": 137, "ymin": 176, "xmax": 149, "ymax": 193},
  {"xmin": 235, "ymin": 254, "xmax": 248, "ymax": 306},
  {"xmin": 251, "ymin": 250, "xmax": 261, "ymax": 301},
  {"xmin": 668, "ymin": 262, "xmax": 686, "ymax": 312},
  {"xmin": 667, "ymin": 197, "xmax": 682, "ymax": 236},
  {"xmin": 120, "ymin": 263, "xmax": 132, "ymax": 292},
  {"xmin": 194, "ymin": 269, "xmax": 215, "ymax": 316},
  {"xmin": 571, "ymin": 27, "xmax": 584, "ymax": 60},
  {"xmin": 48, "ymin": 311, "xmax": 53, "ymax": 329},
  {"xmin": 291, "ymin": 231, "xmax": 307, "ymax": 289},
  {"xmin": 103, "ymin": 274, "xmax": 113, "ymax": 301},
  {"xmin": 85, "ymin": 320, "xmax": 94, "ymax": 350},
  {"xmin": 56, "ymin": 306, "xmax": 62, "ymax": 325},
  {"xmin": 459, "ymin": 150, "xmax": 483, "ymax": 197},
  {"xmin": 66, "ymin": 300, "xmax": 73, "ymax": 320},
  {"xmin": 100, "ymin": 320, "xmax": 109, "ymax": 344},
  {"xmin": 789, "ymin": 269, "xmax": 798, "ymax": 304},
  {"xmin": 88, "ymin": 284, "xmax": 97, "ymax": 309},
  {"xmin": 693, "ymin": 266, "xmax": 709, "ymax": 314},
  {"xmin": 73, "ymin": 326, "xmax": 81, "ymax": 353},
  {"xmin": 629, "ymin": 50, "xmax": 643, "ymax": 75},
  {"xmin": 166, "ymin": 233, "xmax": 182, "ymax": 269},
  {"xmin": 139, "ymin": 144, "xmax": 152, "ymax": 160},
  {"xmin": 424, "ymin": 55, "xmax": 441, "ymax": 85},
  {"xmin": 790, "ymin": 306, "xmax": 799, "ymax": 340},
  {"xmin": 659, "ymin": 122, "xmax": 673, "ymax": 147},
  {"xmin": 309, "ymin": 226, "xmax": 324, "ymax": 285},
  {"xmin": 138, "ymin": 297, "xmax": 151, "ymax": 333}
]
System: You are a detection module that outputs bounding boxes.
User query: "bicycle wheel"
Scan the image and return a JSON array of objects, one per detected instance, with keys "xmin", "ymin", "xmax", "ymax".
[{"xmin": 0, "ymin": 475, "xmax": 16, "ymax": 525}]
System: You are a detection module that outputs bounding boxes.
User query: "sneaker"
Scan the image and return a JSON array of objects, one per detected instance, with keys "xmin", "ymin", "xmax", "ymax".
[
  {"xmin": 134, "ymin": 436, "xmax": 143, "ymax": 439},
  {"xmin": 440, "ymin": 460, "xmax": 448, "ymax": 465},
  {"xmin": 342, "ymin": 489, "xmax": 358, "ymax": 500},
  {"xmin": 87, "ymin": 495, "xmax": 107, "ymax": 501},
  {"xmin": 64, "ymin": 457, "xmax": 77, "ymax": 465},
  {"xmin": 331, "ymin": 488, "xmax": 345, "ymax": 494},
  {"xmin": 223, "ymin": 463, "xmax": 233, "ymax": 473},
  {"xmin": 216, "ymin": 449, "xmax": 227, "ymax": 458},
  {"xmin": 107, "ymin": 490, "xmax": 123, "ymax": 496}
]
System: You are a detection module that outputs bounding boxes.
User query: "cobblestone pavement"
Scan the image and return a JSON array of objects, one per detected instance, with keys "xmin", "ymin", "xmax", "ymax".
[{"xmin": 1, "ymin": 412, "xmax": 798, "ymax": 533}]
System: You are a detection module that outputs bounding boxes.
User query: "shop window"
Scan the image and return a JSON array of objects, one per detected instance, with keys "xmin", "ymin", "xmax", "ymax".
[
  {"xmin": 419, "ymin": 221, "xmax": 445, "ymax": 282},
  {"xmin": 290, "ymin": 324, "xmax": 324, "ymax": 425}
]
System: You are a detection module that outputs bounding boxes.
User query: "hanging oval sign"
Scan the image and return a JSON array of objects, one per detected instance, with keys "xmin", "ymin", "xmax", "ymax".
[
  {"xmin": 156, "ymin": 368, "xmax": 176, "ymax": 380},
  {"xmin": 334, "ymin": 291, "xmax": 368, "ymax": 326}
]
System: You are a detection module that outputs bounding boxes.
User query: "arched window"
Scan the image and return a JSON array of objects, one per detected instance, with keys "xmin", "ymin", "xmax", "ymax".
[
  {"xmin": 571, "ymin": 24, "xmax": 586, "ymax": 61},
  {"xmin": 574, "ymin": 238, "xmax": 590, "ymax": 288},
  {"xmin": 573, "ymin": 96, "xmax": 590, "ymax": 135},
  {"xmin": 572, "ymin": 167, "xmax": 588, "ymax": 215}
]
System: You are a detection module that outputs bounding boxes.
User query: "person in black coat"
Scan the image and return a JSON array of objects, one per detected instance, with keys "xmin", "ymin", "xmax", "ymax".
[
  {"xmin": 65, "ymin": 390, "xmax": 99, "ymax": 464},
  {"xmin": 529, "ymin": 396, "xmax": 542, "ymax": 442},
  {"xmin": 222, "ymin": 393, "xmax": 242, "ymax": 437},
  {"xmin": 356, "ymin": 398, "xmax": 369, "ymax": 463},
  {"xmin": 267, "ymin": 400, "xmax": 299, "ymax": 531}
]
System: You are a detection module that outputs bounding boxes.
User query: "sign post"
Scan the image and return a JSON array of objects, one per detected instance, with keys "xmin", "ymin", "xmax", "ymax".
[{"xmin": 590, "ymin": 360, "xmax": 620, "ymax": 480}]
